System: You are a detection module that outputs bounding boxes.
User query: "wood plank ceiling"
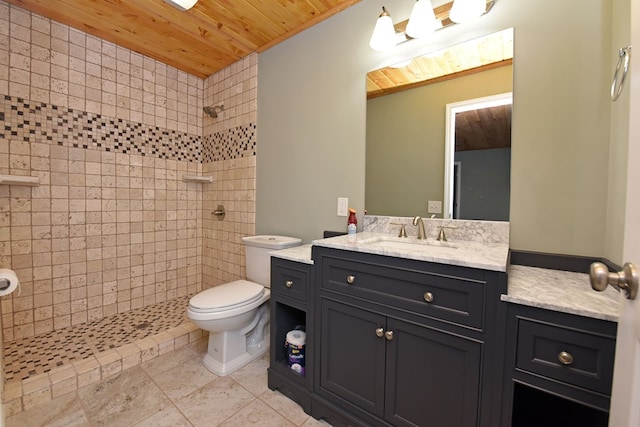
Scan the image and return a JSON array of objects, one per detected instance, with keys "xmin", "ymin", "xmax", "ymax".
[{"xmin": 6, "ymin": 0, "xmax": 362, "ymax": 78}]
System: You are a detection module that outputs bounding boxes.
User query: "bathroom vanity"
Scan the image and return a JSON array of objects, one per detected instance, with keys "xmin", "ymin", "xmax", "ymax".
[
  {"xmin": 268, "ymin": 220, "xmax": 512, "ymax": 427},
  {"xmin": 500, "ymin": 265, "xmax": 619, "ymax": 427},
  {"xmin": 267, "ymin": 220, "xmax": 619, "ymax": 427},
  {"xmin": 310, "ymin": 244, "xmax": 508, "ymax": 427}
]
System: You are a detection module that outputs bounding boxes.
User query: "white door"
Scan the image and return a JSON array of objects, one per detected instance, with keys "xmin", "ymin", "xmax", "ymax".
[{"xmin": 608, "ymin": 0, "xmax": 640, "ymax": 424}]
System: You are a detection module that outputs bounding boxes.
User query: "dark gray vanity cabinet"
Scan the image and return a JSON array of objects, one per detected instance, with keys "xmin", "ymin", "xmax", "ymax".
[
  {"xmin": 311, "ymin": 246, "xmax": 508, "ymax": 427},
  {"xmin": 268, "ymin": 257, "xmax": 314, "ymax": 413},
  {"xmin": 501, "ymin": 303, "xmax": 617, "ymax": 427}
]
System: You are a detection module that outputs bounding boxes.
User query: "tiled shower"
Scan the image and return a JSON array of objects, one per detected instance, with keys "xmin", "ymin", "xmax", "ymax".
[{"xmin": 0, "ymin": 0, "xmax": 258, "ymax": 417}]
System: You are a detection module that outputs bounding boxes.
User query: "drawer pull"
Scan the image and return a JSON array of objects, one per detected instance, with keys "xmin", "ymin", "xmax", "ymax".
[
  {"xmin": 384, "ymin": 330, "xmax": 394, "ymax": 341},
  {"xmin": 346, "ymin": 275, "xmax": 356, "ymax": 285},
  {"xmin": 285, "ymin": 280, "xmax": 293, "ymax": 288},
  {"xmin": 423, "ymin": 291, "xmax": 434, "ymax": 303},
  {"xmin": 558, "ymin": 351, "xmax": 574, "ymax": 365},
  {"xmin": 375, "ymin": 327, "xmax": 384, "ymax": 337}
]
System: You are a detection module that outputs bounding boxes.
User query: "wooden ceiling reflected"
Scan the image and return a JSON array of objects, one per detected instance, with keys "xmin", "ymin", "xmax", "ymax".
[
  {"xmin": 455, "ymin": 104, "xmax": 511, "ymax": 152},
  {"xmin": 366, "ymin": 28, "xmax": 514, "ymax": 99}
]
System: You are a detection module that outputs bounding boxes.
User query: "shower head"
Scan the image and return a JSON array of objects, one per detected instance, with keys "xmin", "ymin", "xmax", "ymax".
[{"xmin": 203, "ymin": 105, "xmax": 224, "ymax": 118}]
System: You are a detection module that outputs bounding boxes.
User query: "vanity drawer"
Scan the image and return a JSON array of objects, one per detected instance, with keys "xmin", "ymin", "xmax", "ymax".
[
  {"xmin": 320, "ymin": 255, "xmax": 486, "ymax": 329},
  {"xmin": 272, "ymin": 260, "xmax": 309, "ymax": 303},
  {"xmin": 515, "ymin": 318, "xmax": 616, "ymax": 395}
]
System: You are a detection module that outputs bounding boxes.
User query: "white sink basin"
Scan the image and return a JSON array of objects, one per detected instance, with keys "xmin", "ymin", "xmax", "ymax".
[{"xmin": 364, "ymin": 237, "xmax": 458, "ymax": 253}]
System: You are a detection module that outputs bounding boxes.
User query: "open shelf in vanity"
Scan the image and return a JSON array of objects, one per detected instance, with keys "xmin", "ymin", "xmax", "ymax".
[{"xmin": 268, "ymin": 256, "xmax": 314, "ymax": 413}]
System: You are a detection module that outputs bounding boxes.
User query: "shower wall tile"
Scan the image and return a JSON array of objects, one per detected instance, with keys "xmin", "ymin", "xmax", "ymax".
[
  {"xmin": 0, "ymin": 1, "xmax": 204, "ymax": 342},
  {"xmin": 0, "ymin": 1, "xmax": 259, "ymax": 341},
  {"xmin": 0, "ymin": 134, "xmax": 203, "ymax": 340},
  {"xmin": 201, "ymin": 54, "xmax": 258, "ymax": 289}
]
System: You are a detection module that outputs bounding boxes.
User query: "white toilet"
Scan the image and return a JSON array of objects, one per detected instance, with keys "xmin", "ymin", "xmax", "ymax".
[{"xmin": 187, "ymin": 235, "xmax": 302, "ymax": 376}]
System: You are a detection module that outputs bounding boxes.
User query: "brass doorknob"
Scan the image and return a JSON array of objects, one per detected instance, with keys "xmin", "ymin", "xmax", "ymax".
[{"xmin": 590, "ymin": 262, "xmax": 638, "ymax": 300}]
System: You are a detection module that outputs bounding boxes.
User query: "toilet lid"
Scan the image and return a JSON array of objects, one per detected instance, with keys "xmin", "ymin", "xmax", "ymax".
[{"xmin": 189, "ymin": 280, "xmax": 265, "ymax": 312}]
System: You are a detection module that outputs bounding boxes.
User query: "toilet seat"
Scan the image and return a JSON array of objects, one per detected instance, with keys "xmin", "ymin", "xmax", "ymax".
[{"xmin": 188, "ymin": 280, "xmax": 265, "ymax": 313}]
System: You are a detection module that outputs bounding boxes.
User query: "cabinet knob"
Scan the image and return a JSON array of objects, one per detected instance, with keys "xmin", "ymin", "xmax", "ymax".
[
  {"xmin": 285, "ymin": 280, "xmax": 293, "ymax": 288},
  {"xmin": 384, "ymin": 330, "xmax": 394, "ymax": 341},
  {"xmin": 423, "ymin": 291, "xmax": 434, "ymax": 303},
  {"xmin": 346, "ymin": 275, "xmax": 356, "ymax": 285},
  {"xmin": 558, "ymin": 351, "xmax": 574, "ymax": 365},
  {"xmin": 375, "ymin": 327, "xmax": 384, "ymax": 337}
]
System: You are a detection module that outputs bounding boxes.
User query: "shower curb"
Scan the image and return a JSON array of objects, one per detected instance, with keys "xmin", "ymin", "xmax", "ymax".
[{"xmin": 1, "ymin": 320, "xmax": 204, "ymax": 417}]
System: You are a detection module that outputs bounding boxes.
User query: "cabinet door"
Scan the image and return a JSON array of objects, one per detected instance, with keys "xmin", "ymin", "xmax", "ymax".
[
  {"xmin": 319, "ymin": 298, "xmax": 386, "ymax": 418},
  {"xmin": 385, "ymin": 318, "xmax": 482, "ymax": 427}
]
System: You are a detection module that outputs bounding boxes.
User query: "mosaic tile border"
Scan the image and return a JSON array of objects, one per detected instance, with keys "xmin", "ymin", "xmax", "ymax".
[
  {"xmin": 202, "ymin": 123, "xmax": 257, "ymax": 162},
  {"xmin": 0, "ymin": 95, "xmax": 257, "ymax": 163},
  {"xmin": 0, "ymin": 96, "xmax": 201, "ymax": 162}
]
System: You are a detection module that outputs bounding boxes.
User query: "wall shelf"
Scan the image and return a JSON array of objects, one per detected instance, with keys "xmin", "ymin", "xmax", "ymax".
[
  {"xmin": 182, "ymin": 175, "xmax": 213, "ymax": 183},
  {"xmin": 0, "ymin": 175, "xmax": 40, "ymax": 186}
]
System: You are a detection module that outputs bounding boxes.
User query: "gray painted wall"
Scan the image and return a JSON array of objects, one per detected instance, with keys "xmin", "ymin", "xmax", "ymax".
[{"xmin": 257, "ymin": 0, "xmax": 614, "ymax": 258}]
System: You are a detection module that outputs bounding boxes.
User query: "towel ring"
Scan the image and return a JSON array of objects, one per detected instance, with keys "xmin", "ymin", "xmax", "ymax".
[{"xmin": 611, "ymin": 46, "xmax": 631, "ymax": 101}]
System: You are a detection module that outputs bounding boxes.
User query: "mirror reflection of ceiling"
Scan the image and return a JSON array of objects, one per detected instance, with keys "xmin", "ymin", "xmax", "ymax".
[
  {"xmin": 366, "ymin": 28, "xmax": 514, "ymax": 99},
  {"xmin": 455, "ymin": 104, "xmax": 512, "ymax": 151}
]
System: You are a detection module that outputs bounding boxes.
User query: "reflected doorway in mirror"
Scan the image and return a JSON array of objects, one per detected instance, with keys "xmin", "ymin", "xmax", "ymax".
[{"xmin": 444, "ymin": 92, "xmax": 512, "ymax": 220}]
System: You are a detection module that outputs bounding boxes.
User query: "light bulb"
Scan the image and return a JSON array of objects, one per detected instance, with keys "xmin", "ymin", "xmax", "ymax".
[
  {"xmin": 406, "ymin": 0, "xmax": 440, "ymax": 39},
  {"xmin": 369, "ymin": 7, "xmax": 397, "ymax": 51},
  {"xmin": 449, "ymin": 0, "xmax": 486, "ymax": 24}
]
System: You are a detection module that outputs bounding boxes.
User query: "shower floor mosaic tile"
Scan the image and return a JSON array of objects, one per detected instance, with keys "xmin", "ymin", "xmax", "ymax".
[{"xmin": 3, "ymin": 296, "xmax": 191, "ymax": 383}]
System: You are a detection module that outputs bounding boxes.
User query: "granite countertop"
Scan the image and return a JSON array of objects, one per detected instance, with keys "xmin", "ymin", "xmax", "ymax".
[
  {"xmin": 270, "ymin": 244, "xmax": 313, "ymax": 264},
  {"xmin": 311, "ymin": 232, "xmax": 509, "ymax": 272},
  {"xmin": 270, "ymin": 233, "xmax": 619, "ymax": 322},
  {"xmin": 503, "ymin": 265, "xmax": 620, "ymax": 322}
]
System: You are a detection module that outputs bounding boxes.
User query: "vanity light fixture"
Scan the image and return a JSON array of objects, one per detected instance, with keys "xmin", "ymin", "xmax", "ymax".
[
  {"xmin": 406, "ymin": 0, "xmax": 440, "ymax": 39},
  {"xmin": 449, "ymin": 0, "xmax": 486, "ymax": 23},
  {"xmin": 369, "ymin": 1, "xmax": 494, "ymax": 51},
  {"xmin": 369, "ymin": 7, "xmax": 397, "ymax": 51},
  {"xmin": 163, "ymin": 0, "xmax": 198, "ymax": 11}
]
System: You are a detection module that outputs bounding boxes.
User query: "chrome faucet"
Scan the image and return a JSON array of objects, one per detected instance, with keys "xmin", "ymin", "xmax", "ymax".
[{"xmin": 412, "ymin": 216, "xmax": 427, "ymax": 240}]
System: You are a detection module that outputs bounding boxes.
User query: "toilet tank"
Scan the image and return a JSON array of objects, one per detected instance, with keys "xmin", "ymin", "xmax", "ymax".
[{"xmin": 242, "ymin": 235, "xmax": 302, "ymax": 287}]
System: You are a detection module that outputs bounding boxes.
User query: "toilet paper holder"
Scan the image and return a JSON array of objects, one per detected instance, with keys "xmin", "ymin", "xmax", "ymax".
[{"xmin": 0, "ymin": 278, "xmax": 10, "ymax": 291}]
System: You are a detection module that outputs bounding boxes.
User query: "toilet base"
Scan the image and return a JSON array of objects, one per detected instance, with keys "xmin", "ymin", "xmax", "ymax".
[{"xmin": 202, "ymin": 332, "xmax": 270, "ymax": 376}]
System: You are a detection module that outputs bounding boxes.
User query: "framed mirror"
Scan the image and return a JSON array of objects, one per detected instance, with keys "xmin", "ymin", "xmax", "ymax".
[{"xmin": 365, "ymin": 28, "xmax": 513, "ymax": 219}]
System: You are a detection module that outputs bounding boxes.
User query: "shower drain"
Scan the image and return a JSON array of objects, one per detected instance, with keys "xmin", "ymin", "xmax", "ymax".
[{"xmin": 135, "ymin": 321, "xmax": 150, "ymax": 330}]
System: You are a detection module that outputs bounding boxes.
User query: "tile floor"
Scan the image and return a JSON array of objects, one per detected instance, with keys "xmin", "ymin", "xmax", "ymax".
[{"xmin": 6, "ymin": 338, "xmax": 329, "ymax": 427}]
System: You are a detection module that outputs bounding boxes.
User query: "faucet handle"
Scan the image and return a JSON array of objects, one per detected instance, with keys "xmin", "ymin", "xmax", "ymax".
[
  {"xmin": 391, "ymin": 223, "xmax": 408, "ymax": 238},
  {"xmin": 437, "ymin": 226, "xmax": 447, "ymax": 242},
  {"xmin": 436, "ymin": 225, "xmax": 458, "ymax": 242}
]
